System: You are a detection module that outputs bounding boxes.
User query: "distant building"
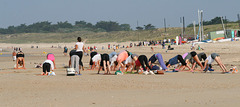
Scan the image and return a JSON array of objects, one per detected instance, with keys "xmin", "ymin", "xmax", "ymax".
[{"xmin": 208, "ymin": 29, "xmax": 240, "ymax": 39}]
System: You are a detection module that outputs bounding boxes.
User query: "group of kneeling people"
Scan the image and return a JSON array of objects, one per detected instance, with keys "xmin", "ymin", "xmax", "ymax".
[{"xmin": 67, "ymin": 49, "xmax": 229, "ymax": 75}]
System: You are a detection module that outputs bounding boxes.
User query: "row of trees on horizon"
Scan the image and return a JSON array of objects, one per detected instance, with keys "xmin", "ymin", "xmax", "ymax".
[
  {"xmin": 0, "ymin": 17, "xmax": 239, "ymax": 34},
  {"xmin": 0, "ymin": 21, "xmax": 157, "ymax": 34}
]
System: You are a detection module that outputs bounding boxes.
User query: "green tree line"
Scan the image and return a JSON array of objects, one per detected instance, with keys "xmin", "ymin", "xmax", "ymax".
[
  {"xmin": 187, "ymin": 16, "xmax": 237, "ymax": 27},
  {"xmin": 0, "ymin": 21, "xmax": 131, "ymax": 34}
]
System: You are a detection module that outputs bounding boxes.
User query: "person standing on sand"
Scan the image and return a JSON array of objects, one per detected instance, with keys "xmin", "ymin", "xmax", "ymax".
[
  {"xmin": 75, "ymin": 37, "xmax": 86, "ymax": 71},
  {"xmin": 12, "ymin": 50, "xmax": 16, "ymax": 61}
]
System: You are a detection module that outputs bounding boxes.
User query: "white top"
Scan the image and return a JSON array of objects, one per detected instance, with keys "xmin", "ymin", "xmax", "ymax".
[
  {"xmin": 124, "ymin": 56, "xmax": 133, "ymax": 64},
  {"xmin": 110, "ymin": 55, "xmax": 117, "ymax": 66},
  {"xmin": 76, "ymin": 42, "xmax": 84, "ymax": 52},
  {"xmin": 43, "ymin": 59, "xmax": 54, "ymax": 70},
  {"xmin": 92, "ymin": 54, "xmax": 101, "ymax": 62},
  {"xmin": 206, "ymin": 55, "xmax": 214, "ymax": 64}
]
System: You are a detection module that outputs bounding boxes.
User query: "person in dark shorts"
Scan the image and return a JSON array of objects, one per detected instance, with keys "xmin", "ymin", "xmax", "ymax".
[
  {"xmin": 184, "ymin": 51, "xmax": 204, "ymax": 70},
  {"xmin": 15, "ymin": 51, "xmax": 25, "ymax": 69},
  {"xmin": 97, "ymin": 54, "xmax": 111, "ymax": 74}
]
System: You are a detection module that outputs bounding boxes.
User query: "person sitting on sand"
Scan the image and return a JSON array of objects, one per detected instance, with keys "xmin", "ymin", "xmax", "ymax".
[
  {"xmin": 148, "ymin": 53, "xmax": 168, "ymax": 71},
  {"xmin": 15, "ymin": 51, "xmax": 25, "ymax": 69},
  {"xmin": 41, "ymin": 57, "xmax": 55, "ymax": 75},
  {"xmin": 89, "ymin": 47, "xmax": 97, "ymax": 70},
  {"xmin": 166, "ymin": 55, "xmax": 192, "ymax": 72},
  {"xmin": 203, "ymin": 53, "xmax": 229, "ymax": 73},
  {"xmin": 132, "ymin": 54, "xmax": 155, "ymax": 75},
  {"xmin": 97, "ymin": 53, "xmax": 111, "ymax": 74}
]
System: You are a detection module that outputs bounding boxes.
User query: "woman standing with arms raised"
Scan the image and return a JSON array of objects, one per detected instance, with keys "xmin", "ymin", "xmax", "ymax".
[{"xmin": 75, "ymin": 37, "xmax": 85, "ymax": 74}]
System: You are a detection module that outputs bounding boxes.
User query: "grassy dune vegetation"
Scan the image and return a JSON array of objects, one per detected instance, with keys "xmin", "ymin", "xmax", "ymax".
[{"xmin": 0, "ymin": 23, "xmax": 239, "ymax": 44}]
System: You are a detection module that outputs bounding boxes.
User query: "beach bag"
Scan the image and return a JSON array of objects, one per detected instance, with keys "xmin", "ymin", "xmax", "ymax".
[{"xmin": 66, "ymin": 68, "xmax": 76, "ymax": 76}]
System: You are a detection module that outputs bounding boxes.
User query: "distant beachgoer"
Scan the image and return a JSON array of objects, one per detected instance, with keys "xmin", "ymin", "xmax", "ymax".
[
  {"xmin": 12, "ymin": 50, "xmax": 16, "ymax": 61},
  {"xmin": 63, "ymin": 46, "xmax": 68, "ymax": 56},
  {"xmin": 203, "ymin": 53, "xmax": 229, "ymax": 73}
]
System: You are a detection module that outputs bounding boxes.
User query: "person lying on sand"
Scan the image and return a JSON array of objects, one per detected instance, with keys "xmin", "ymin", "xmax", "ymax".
[
  {"xmin": 97, "ymin": 54, "xmax": 111, "ymax": 74},
  {"xmin": 15, "ymin": 51, "xmax": 25, "ymax": 69},
  {"xmin": 203, "ymin": 53, "xmax": 229, "ymax": 73}
]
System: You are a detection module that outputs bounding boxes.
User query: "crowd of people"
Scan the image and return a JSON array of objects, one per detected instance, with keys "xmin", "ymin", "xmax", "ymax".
[
  {"xmin": 12, "ymin": 37, "xmax": 231, "ymax": 76},
  {"xmin": 65, "ymin": 37, "xmax": 230, "ymax": 76}
]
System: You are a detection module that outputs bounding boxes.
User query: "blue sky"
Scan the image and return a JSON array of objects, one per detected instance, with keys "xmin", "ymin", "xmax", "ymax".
[{"xmin": 0, "ymin": 0, "xmax": 240, "ymax": 29}]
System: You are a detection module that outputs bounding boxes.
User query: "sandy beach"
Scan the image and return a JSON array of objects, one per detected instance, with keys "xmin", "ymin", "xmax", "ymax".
[{"xmin": 0, "ymin": 41, "xmax": 240, "ymax": 107}]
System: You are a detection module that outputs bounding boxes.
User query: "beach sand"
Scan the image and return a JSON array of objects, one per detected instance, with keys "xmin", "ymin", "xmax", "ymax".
[{"xmin": 0, "ymin": 41, "xmax": 240, "ymax": 107}]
